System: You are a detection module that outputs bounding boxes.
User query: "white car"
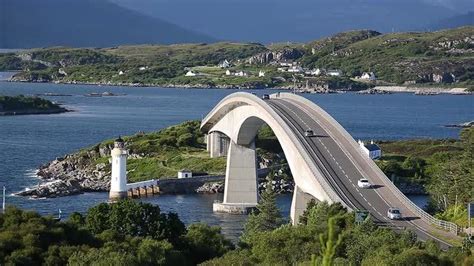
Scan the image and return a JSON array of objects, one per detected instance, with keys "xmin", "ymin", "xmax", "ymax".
[
  {"xmin": 357, "ymin": 178, "xmax": 371, "ymax": 188},
  {"xmin": 387, "ymin": 208, "xmax": 402, "ymax": 220},
  {"xmin": 304, "ymin": 129, "xmax": 314, "ymax": 137}
]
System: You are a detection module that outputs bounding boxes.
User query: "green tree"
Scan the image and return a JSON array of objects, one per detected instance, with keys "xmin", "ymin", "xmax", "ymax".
[
  {"xmin": 319, "ymin": 216, "xmax": 344, "ymax": 266},
  {"xmin": 86, "ymin": 200, "xmax": 186, "ymax": 245},
  {"xmin": 242, "ymin": 187, "xmax": 284, "ymax": 241},
  {"xmin": 185, "ymin": 223, "xmax": 234, "ymax": 264}
]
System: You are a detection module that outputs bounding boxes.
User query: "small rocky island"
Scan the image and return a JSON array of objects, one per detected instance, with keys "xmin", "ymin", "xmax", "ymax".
[{"xmin": 0, "ymin": 95, "xmax": 68, "ymax": 115}]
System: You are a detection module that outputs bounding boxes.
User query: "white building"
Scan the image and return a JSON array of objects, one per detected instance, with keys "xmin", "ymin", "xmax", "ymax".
[
  {"xmin": 185, "ymin": 70, "xmax": 197, "ymax": 77},
  {"xmin": 235, "ymin": 71, "xmax": 248, "ymax": 77},
  {"xmin": 258, "ymin": 71, "xmax": 265, "ymax": 77},
  {"xmin": 327, "ymin": 69, "xmax": 342, "ymax": 77},
  {"xmin": 178, "ymin": 169, "xmax": 193, "ymax": 179},
  {"xmin": 360, "ymin": 72, "xmax": 376, "ymax": 81},
  {"xmin": 287, "ymin": 66, "xmax": 304, "ymax": 73},
  {"xmin": 110, "ymin": 137, "xmax": 128, "ymax": 200},
  {"xmin": 277, "ymin": 67, "xmax": 287, "ymax": 72},
  {"xmin": 358, "ymin": 140, "xmax": 382, "ymax": 159},
  {"xmin": 139, "ymin": 66, "xmax": 149, "ymax": 71},
  {"xmin": 305, "ymin": 68, "xmax": 322, "ymax": 76},
  {"xmin": 118, "ymin": 70, "xmax": 125, "ymax": 75},
  {"xmin": 279, "ymin": 61, "xmax": 293, "ymax": 67},
  {"xmin": 219, "ymin": 60, "xmax": 231, "ymax": 68},
  {"xmin": 225, "ymin": 70, "xmax": 233, "ymax": 76}
]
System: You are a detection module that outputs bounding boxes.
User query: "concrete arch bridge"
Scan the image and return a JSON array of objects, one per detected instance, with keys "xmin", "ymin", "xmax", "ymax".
[{"xmin": 201, "ymin": 92, "xmax": 459, "ymax": 248}]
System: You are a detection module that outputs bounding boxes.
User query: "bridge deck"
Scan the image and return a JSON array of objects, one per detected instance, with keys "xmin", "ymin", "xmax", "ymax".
[{"xmin": 267, "ymin": 98, "xmax": 458, "ymax": 249}]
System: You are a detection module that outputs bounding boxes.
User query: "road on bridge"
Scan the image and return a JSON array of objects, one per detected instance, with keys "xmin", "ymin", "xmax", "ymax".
[{"xmin": 267, "ymin": 97, "xmax": 456, "ymax": 249}]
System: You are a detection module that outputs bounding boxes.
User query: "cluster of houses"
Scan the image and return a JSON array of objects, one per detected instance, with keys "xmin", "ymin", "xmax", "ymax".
[
  {"xmin": 275, "ymin": 61, "xmax": 343, "ymax": 77},
  {"xmin": 184, "ymin": 59, "xmax": 377, "ymax": 82},
  {"xmin": 225, "ymin": 70, "xmax": 265, "ymax": 77},
  {"xmin": 355, "ymin": 72, "xmax": 377, "ymax": 81}
]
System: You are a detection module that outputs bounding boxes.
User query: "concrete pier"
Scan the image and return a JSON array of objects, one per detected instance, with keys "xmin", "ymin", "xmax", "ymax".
[
  {"xmin": 208, "ymin": 132, "xmax": 230, "ymax": 158},
  {"xmin": 213, "ymin": 140, "xmax": 258, "ymax": 213},
  {"xmin": 290, "ymin": 185, "xmax": 318, "ymax": 225}
]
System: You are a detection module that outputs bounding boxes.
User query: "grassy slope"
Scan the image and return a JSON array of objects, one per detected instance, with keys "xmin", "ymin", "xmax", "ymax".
[
  {"xmin": 1, "ymin": 27, "xmax": 472, "ymax": 87},
  {"xmin": 309, "ymin": 27, "xmax": 474, "ymax": 84},
  {"xmin": 85, "ymin": 121, "xmax": 226, "ymax": 183}
]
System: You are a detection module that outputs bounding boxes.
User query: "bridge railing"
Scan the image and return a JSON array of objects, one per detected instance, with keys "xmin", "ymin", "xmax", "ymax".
[
  {"xmin": 377, "ymin": 172, "xmax": 458, "ymax": 234},
  {"xmin": 281, "ymin": 92, "xmax": 459, "ymax": 235},
  {"xmin": 126, "ymin": 179, "xmax": 159, "ymax": 190}
]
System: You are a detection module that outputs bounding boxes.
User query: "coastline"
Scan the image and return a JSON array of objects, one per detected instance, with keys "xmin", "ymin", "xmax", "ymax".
[
  {"xmin": 0, "ymin": 107, "xmax": 69, "ymax": 116},
  {"xmin": 5, "ymin": 79, "xmax": 471, "ymax": 95}
]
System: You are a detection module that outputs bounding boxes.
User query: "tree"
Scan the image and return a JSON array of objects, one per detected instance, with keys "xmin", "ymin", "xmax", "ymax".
[
  {"xmin": 185, "ymin": 223, "xmax": 234, "ymax": 264},
  {"xmin": 241, "ymin": 187, "xmax": 284, "ymax": 241},
  {"xmin": 319, "ymin": 216, "xmax": 344, "ymax": 266},
  {"xmin": 86, "ymin": 200, "xmax": 186, "ymax": 245}
]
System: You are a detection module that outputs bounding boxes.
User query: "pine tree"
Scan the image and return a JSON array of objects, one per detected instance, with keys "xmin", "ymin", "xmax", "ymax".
[
  {"xmin": 241, "ymin": 186, "xmax": 284, "ymax": 241},
  {"xmin": 319, "ymin": 216, "xmax": 343, "ymax": 266}
]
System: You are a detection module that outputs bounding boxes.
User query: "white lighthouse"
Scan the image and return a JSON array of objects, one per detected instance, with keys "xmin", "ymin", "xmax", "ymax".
[{"xmin": 109, "ymin": 137, "xmax": 128, "ymax": 200}]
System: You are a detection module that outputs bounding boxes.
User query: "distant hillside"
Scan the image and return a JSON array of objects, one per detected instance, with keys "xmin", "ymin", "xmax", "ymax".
[
  {"xmin": 427, "ymin": 12, "xmax": 474, "ymax": 31},
  {"xmin": 301, "ymin": 27, "xmax": 474, "ymax": 84},
  {"xmin": 0, "ymin": 0, "xmax": 214, "ymax": 48},
  {"xmin": 1, "ymin": 27, "xmax": 473, "ymax": 88}
]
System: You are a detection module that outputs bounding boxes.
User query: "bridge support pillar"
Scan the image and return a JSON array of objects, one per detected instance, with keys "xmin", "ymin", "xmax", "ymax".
[
  {"xmin": 208, "ymin": 132, "xmax": 230, "ymax": 158},
  {"xmin": 213, "ymin": 140, "xmax": 258, "ymax": 214},
  {"xmin": 291, "ymin": 185, "xmax": 318, "ymax": 225}
]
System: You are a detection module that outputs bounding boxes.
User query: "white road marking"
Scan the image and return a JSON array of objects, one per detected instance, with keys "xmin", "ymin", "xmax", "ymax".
[{"xmin": 276, "ymin": 98, "xmax": 453, "ymax": 247}]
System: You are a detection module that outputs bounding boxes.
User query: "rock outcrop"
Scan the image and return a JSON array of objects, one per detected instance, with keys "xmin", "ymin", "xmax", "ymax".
[{"xmin": 246, "ymin": 48, "xmax": 304, "ymax": 64}]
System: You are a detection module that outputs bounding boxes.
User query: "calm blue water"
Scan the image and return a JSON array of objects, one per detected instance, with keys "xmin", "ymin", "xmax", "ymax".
[{"xmin": 0, "ymin": 81, "xmax": 472, "ymax": 239}]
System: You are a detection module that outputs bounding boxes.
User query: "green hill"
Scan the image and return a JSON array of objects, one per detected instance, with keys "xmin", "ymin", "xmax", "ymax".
[{"xmin": 1, "ymin": 27, "xmax": 472, "ymax": 88}]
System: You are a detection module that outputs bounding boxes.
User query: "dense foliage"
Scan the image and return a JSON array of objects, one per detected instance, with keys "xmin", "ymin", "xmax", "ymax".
[
  {"xmin": 0, "ymin": 200, "xmax": 233, "ymax": 265},
  {"xmin": 1, "ymin": 196, "xmax": 472, "ymax": 265},
  {"xmin": 0, "ymin": 95, "xmax": 64, "ymax": 111},
  {"xmin": 206, "ymin": 199, "xmax": 473, "ymax": 265}
]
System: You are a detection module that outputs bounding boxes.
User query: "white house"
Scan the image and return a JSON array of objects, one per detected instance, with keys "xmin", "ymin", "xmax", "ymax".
[
  {"xmin": 327, "ymin": 69, "xmax": 342, "ymax": 77},
  {"xmin": 305, "ymin": 68, "xmax": 322, "ymax": 76},
  {"xmin": 139, "ymin": 66, "xmax": 149, "ymax": 71},
  {"xmin": 279, "ymin": 61, "xmax": 293, "ymax": 67},
  {"xmin": 185, "ymin": 70, "xmax": 197, "ymax": 77},
  {"xmin": 287, "ymin": 66, "xmax": 304, "ymax": 73},
  {"xmin": 277, "ymin": 67, "xmax": 287, "ymax": 72},
  {"xmin": 360, "ymin": 72, "xmax": 376, "ymax": 81},
  {"xmin": 258, "ymin": 71, "xmax": 266, "ymax": 77},
  {"xmin": 358, "ymin": 140, "xmax": 382, "ymax": 159},
  {"xmin": 218, "ymin": 60, "xmax": 231, "ymax": 68},
  {"xmin": 118, "ymin": 70, "xmax": 125, "ymax": 75},
  {"xmin": 178, "ymin": 169, "xmax": 193, "ymax": 179},
  {"xmin": 225, "ymin": 70, "xmax": 233, "ymax": 76},
  {"xmin": 235, "ymin": 71, "xmax": 248, "ymax": 77}
]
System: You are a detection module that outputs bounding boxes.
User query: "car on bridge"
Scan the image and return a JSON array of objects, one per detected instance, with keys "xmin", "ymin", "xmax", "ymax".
[
  {"xmin": 387, "ymin": 208, "xmax": 402, "ymax": 220},
  {"xmin": 262, "ymin": 94, "xmax": 270, "ymax": 100},
  {"xmin": 304, "ymin": 129, "xmax": 314, "ymax": 137},
  {"xmin": 357, "ymin": 178, "xmax": 371, "ymax": 188}
]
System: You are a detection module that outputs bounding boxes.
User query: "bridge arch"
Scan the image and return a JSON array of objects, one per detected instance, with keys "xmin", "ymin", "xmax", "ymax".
[{"xmin": 201, "ymin": 92, "xmax": 345, "ymax": 222}]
